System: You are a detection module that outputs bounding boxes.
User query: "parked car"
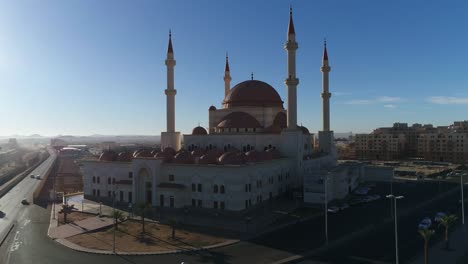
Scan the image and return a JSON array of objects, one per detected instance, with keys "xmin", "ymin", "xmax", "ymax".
[
  {"xmin": 339, "ymin": 203, "xmax": 350, "ymax": 210},
  {"xmin": 418, "ymin": 217, "xmax": 432, "ymax": 229},
  {"xmin": 434, "ymin": 212, "xmax": 446, "ymax": 222},
  {"xmin": 21, "ymin": 199, "xmax": 29, "ymax": 205},
  {"xmin": 328, "ymin": 206, "xmax": 340, "ymax": 213},
  {"xmin": 30, "ymin": 174, "xmax": 35, "ymax": 179},
  {"xmin": 35, "ymin": 175, "xmax": 41, "ymax": 180},
  {"xmin": 354, "ymin": 187, "xmax": 370, "ymax": 195}
]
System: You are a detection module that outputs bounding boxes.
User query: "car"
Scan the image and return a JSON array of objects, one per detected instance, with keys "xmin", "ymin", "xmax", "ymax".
[
  {"xmin": 35, "ymin": 175, "xmax": 41, "ymax": 180},
  {"xmin": 30, "ymin": 174, "xmax": 35, "ymax": 178},
  {"xmin": 354, "ymin": 187, "xmax": 370, "ymax": 195},
  {"xmin": 21, "ymin": 199, "xmax": 29, "ymax": 205},
  {"xmin": 418, "ymin": 217, "xmax": 432, "ymax": 229},
  {"xmin": 434, "ymin": 212, "xmax": 446, "ymax": 222},
  {"xmin": 339, "ymin": 203, "xmax": 350, "ymax": 210},
  {"xmin": 327, "ymin": 206, "xmax": 340, "ymax": 213}
]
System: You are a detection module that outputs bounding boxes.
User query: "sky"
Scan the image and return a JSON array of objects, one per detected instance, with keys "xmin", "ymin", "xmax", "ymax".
[{"xmin": 0, "ymin": 0, "xmax": 467, "ymax": 137}]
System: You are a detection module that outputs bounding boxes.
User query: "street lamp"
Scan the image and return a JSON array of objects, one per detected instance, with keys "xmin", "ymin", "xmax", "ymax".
[
  {"xmin": 461, "ymin": 173, "xmax": 465, "ymax": 225},
  {"xmin": 386, "ymin": 194, "xmax": 404, "ymax": 264}
]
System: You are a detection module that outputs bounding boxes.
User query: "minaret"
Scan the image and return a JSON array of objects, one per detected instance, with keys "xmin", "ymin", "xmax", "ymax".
[
  {"xmin": 161, "ymin": 30, "xmax": 181, "ymax": 151},
  {"xmin": 284, "ymin": 6, "xmax": 299, "ymax": 130},
  {"xmin": 318, "ymin": 40, "xmax": 334, "ymax": 154},
  {"xmin": 224, "ymin": 52, "xmax": 231, "ymax": 98},
  {"xmin": 165, "ymin": 30, "xmax": 176, "ymax": 133},
  {"xmin": 321, "ymin": 40, "xmax": 331, "ymax": 131}
]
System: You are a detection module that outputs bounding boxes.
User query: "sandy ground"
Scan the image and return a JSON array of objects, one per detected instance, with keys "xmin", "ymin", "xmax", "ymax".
[
  {"xmin": 58, "ymin": 210, "xmax": 95, "ymax": 225},
  {"xmin": 67, "ymin": 219, "xmax": 228, "ymax": 252}
]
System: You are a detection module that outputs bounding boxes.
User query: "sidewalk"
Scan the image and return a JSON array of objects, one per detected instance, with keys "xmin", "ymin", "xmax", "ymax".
[{"xmin": 411, "ymin": 224, "xmax": 468, "ymax": 264}]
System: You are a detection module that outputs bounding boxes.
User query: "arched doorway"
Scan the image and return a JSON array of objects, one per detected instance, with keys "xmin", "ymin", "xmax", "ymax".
[{"xmin": 136, "ymin": 168, "xmax": 152, "ymax": 205}]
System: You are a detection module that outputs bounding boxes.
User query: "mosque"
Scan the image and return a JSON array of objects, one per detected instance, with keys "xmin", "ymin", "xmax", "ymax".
[{"xmin": 80, "ymin": 8, "xmax": 349, "ymax": 211}]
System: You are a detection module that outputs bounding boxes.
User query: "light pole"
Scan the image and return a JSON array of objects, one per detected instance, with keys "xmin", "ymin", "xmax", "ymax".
[
  {"xmin": 386, "ymin": 194, "xmax": 404, "ymax": 264},
  {"xmin": 461, "ymin": 173, "xmax": 465, "ymax": 225},
  {"xmin": 324, "ymin": 173, "xmax": 329, "ymax": 245}
]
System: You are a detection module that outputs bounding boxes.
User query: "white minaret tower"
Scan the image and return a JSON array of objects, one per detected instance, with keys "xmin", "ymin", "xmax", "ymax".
[
  {"xmin": 319, "ymin": 40, "xmax": 334, "ymax": 154},
  {"xmin": 284, "ymin": 6, "xmax": 299, "ymax": 130},
  {"xmin": 161, "ymin": 30, "xmax": 181, "ymax": 151},
  {"xmin": 321, "ymin": 40, "xmax": 331, "ymax": 131},
  {"xmin": 224, "ymin": 52, "xmax": 231, "ymax": 98}
]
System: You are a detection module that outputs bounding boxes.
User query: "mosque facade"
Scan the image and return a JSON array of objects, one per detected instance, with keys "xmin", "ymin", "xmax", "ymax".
[{"xmin": 80, "ymin": 8, "xmax": 350, "ymax": 211}]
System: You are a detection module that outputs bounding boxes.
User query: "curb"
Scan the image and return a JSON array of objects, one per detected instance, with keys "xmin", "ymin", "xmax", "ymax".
[
  {"xmin": 0, "ymin": 223, "xmax": 15, "ymax": 247},
  {"xmin": 48, "ymin": 203, "xmax": 240, "ymax": 255},
  {"xmin": 54, "ymin": 237, "xmax": 240, "ymax": 256}
]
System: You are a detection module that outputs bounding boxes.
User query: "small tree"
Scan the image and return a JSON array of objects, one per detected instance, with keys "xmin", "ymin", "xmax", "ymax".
[
  {"xmin": 112, "ymin": 210, "xmax": 125, "ymax": 230},
  {"xmin": 439, "ymin": 214, "xmax": 458, "ymax": 249},
  {"xmin": 419, "ymin": 229, "xmax": 435, "ymax": 264},
  {"xmin": 169, "ymin": 218, "xmax": 177, "ymax": 239},
  {"xmin": 61, "ymin": 204, "xmax": 70, "ymax": 224},
  {"xmin": 137, "ymin": 203, "xmax": 149, "ymax": 235}
]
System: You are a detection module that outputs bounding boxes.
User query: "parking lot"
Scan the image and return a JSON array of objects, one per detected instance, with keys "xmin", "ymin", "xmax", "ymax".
[{"xmin": 301, "ymin": 180, "xmax": 464, "ymax": 263}]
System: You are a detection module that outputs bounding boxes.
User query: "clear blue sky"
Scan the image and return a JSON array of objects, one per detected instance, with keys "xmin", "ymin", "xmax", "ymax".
[{"xmin": 0, "ymin": 0, "xmax": 467, "ymax": 136}]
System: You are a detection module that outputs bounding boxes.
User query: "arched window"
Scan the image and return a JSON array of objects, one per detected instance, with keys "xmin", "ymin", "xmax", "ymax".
[
  {"xmin": 108, "ymin": 178, "xmax": 111, "ymax": 184},
  {"xmin": 113, "ymin": 178, "xmax": 116, "ymax": 184},
  {"xmin": 220, "ymin": 185, "xmax": 225, "ymax": 194},
  {"xmin": 213, "ymin": 184, "xmax": 218, "ymax": 193},
  {"xmin": 243, "ymin": 146, "xmax": 246, "ymax": 152},
  {"xmin": 92, "ymin": 189, "xmax": 96, "ymax": 196},
  {"xmin": 247, "ymin": 144, "xmax": 251, "ymax": 151},
  {"xmin": 92, "ymin": 176, "xmax": 96, "ymax": 183},
  {"xmin": 97, "ymin": 177, "xmax": 100, "ymax": 184}
]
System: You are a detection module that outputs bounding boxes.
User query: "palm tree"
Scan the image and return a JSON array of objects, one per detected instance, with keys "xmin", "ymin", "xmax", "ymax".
[
  {"xmin": 112, "ymin": 210, "xmax": 125, "ymax": 230},
  {"xmin": 61, "ymin": 204, "xmax": 70, "ymax": 224},
  {"xmin": 169, "ymin": 218, "xmax": 177, "ymax": 239},
  {"xmin": 137, "ymin": 203, "xmax": 149, "ymax": 235},
  {"xmin": 419, "ymin": 229, "xmax": 435, "ymax": 264},
  {"xmin": 439, "ymin": 214, "xmax": 458, "ymax": 249}
]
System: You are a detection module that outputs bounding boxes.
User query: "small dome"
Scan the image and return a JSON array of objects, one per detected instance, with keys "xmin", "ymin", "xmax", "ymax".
[
  {"xmin": 224, "ymin": 80, "xmax": 284, "ymax": 108},
  {"xmin": 218, "ymin": 151, "xmax": 245, "ymax": 165},
  {"xmin": 273, "ymin": 112, "xmax": 287, "ymax": 128},
  {"xmin": 217, "ymin": 112, "xmax": 262, "ymax": 129},
  {"xmin": 163, "ymin": 147, "xmax": 176, "ymax": 156},
  {"xmin": 192, "ymin": 126, "xmax": 208, "ymax": 135},
  {"xmin": 198, "ymin": 152, "xmax": 218, "ymax": 164},
  {"xmin": 116, "ymin": 152, "xmax": 133, "ymax": 162},
  {"xmin": 263, "ymin": 124, "xmax": 282, "ymax": 134},
  {"xmin": 266, "ymin": 148, "xmax": 281, "ymax": 159},
  {"xmin": 173, "ymin": 150, "xmax": 194, "ymax": 164},
  {"xmin": 154, "ymin": 151, "xmax": 173, "ymax": 162},
  {"xmin": 134, "ymin": 149, "xmax": 153, "ymax": 158},
  {"xmin": 191, "ymin": 148, "xmax": 206, "ymax": 158},
  {"xmin": 99, "ymin": 150, "xmax": 118, "ymax": 162},
  {"xmin": 245, "ymin": 150, "xmax": 262, "ymax": 162},
  {"xmin": 299, "ymin": 125, "xmax": 310, "ymax": 135},
  {"xmin": 209, "ymin": 105, "xmax": 217, "ymax": 111}
]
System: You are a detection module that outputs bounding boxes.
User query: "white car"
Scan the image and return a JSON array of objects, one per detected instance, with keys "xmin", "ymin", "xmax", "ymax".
[
  {"xmin": 418, "ymin": 217, "xmax": 432, "ymax": 229},
  {"xmin": 328, "ymin": 206, "xmax": 340, "ymax": 213},
  {"xmin": 35, "ymin": 175, "xmax": 41, "ymax": 180}
]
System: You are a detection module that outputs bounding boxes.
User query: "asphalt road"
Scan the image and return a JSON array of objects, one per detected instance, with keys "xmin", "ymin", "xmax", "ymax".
[{"xmin": 0, "ymin": 151, "xmax": 56, "ymax": 242}]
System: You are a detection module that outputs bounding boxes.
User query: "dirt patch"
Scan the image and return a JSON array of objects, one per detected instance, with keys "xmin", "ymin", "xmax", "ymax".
[{"xmin": 66, "ymin": 219, "xmax": 229, "ymax": 252}]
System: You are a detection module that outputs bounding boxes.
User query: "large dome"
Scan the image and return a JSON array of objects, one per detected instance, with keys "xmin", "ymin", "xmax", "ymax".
[{"xmin": 224, "ymin": 80, "xmax": 284, "ymax": 108}]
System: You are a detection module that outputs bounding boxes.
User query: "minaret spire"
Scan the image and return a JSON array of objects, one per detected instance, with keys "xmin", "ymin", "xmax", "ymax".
[
  {"xmin": 223, "ymin": 52, "xmax": 232, "ymax": 98},
  {"xmin": 168, "ymin": 30, "xmax": 173, "ymax": 54},
  {"xmin": 284, "ymin": 5, "xmax": 299, "ymax": 129}
]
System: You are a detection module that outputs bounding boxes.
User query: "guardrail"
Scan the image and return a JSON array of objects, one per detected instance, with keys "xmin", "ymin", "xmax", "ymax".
[{"xmin": 0, "ymin": 152, "xmax": 52, "ymax": 198}]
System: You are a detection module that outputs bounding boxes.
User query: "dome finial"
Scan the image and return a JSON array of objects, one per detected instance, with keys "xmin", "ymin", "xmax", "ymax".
[
  {"xmin": 323, "ymin": 38, "xmax": 328, "ymax": 61},
  {"xmin": 251, "ymin": 72, "xmax": 254, "ymax": 80},
  {"xmin": 167, "ymin": 29, "xmax": 174, "ymax": 54},
  {"xmin": 225, "ymin": 51, "xmax": 230, "ymax": 72},
  {"xmin": 288, "ymin": 4, "xmax": 295, "ymax": 35}
]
